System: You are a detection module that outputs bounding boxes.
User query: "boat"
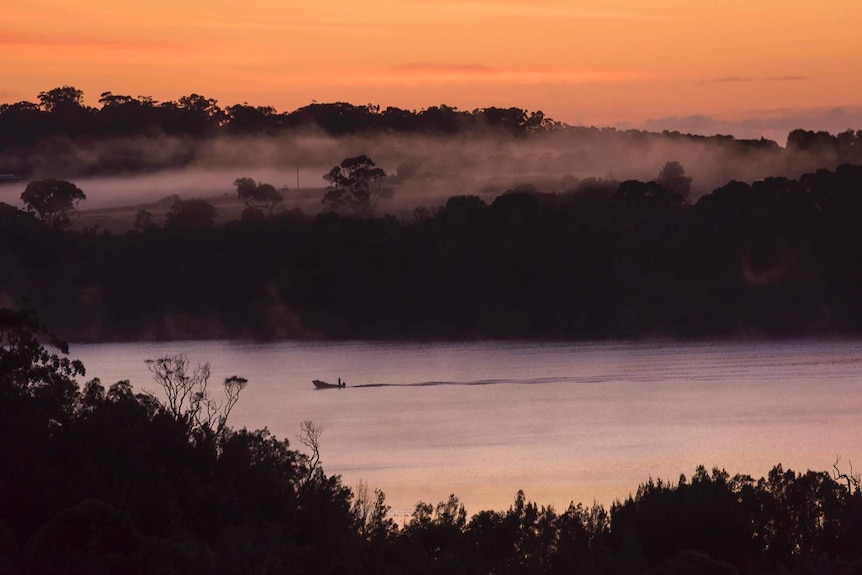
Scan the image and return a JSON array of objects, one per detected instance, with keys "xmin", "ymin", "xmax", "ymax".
[{"xmin": 312, "ymin": 379, "xmax": 345, "ymax": 389}]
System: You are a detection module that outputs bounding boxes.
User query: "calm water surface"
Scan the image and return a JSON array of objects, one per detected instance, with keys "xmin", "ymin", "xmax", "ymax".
[{"xmin": 71, "ymin": 339, "xmax": 862, "ymax": 518}]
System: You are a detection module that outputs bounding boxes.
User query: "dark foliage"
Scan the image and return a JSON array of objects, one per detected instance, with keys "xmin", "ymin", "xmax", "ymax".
[
  {"xmin": 20, "ymin": 178, "xmax": 86, "ymax": 228},
  {"xmin": 4, "ymin": 305, "xmax": 862, "ymax": 574},
  {"xmin": 322, "ymin": 155, "xmax": 387, "ymax": 216},
  {"xmin": 234, "ymin": 177, "xmax": 283, "ymax": 214},
  {"xmin": 4, "ymin": 86, "xmax": 860, "ymax": 179},
  {"xmin": 4, "ymin": 166, "xmax": 862, "ymax": 341},
  {"xmin": 164, "ymin": 197, "xmax": 217, "ymax": 230},
  {"xmin": 0, "ymin": 304, "xmax": 360, "ymax": 574}
]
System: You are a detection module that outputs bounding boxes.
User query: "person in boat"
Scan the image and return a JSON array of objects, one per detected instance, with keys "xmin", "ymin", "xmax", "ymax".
[{"xmin": 338, "ymin": 377, "xmax": 345, "ymax": 388}]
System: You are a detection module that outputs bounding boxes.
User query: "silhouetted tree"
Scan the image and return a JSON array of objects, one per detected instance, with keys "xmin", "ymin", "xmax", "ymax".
[
  {"xmin": 133, "ymin": 209, "xmax": 155, "ymax": 232},
  {"xmin": 225, "ymin": 103, "xmax": 279, "ymax": 133},
  {"xmin": 786, "ymin": 129, "xmax": 837, "ymax": 153},
  {"xmin": 298, "ymin": 420, "xmax": 323, "ymax": 483},
  {"xmin": 322, "ymin": 155, "xmax": 386, "ymax": 216},
  {"xmin": 474, "ymin": 106, "xmax": 528, "ymax": 135},
  {"xmin": 656, "ymin": 160, "xmax": 692, "ymax": 200},
  {"xmin": 175, "ymin": 93, "xmax": 224, "ymax": 134},
  {"xmin": 234, "ymin": 177, "xmax": 283, "ymax": 214},
  {"xmin": 20, "ymin": 178, "xmax": 86, "ymax": 228},
  {"xmin": 144, "ymin": 354, "xmax": 247, "ymax": 436},
  {"xmin": 95, "ymin": 92, "xmax": 161, "ymax": 137},
  {"xmin": 164, "ymin": 198, "xmax": 216, "ymax": 229},
  {"xmin": 0, "ymin": 304, "xmax": 84, "ymax": 404},
  {"xmin": 833, "ymin": 457, "xmax": 861, "ymax": 494},
  {"xmin": 417, "ymin": 104, "xmax": 471, "ymax": 133},
  {"xmin": 97, "ymin": 92, "xmax": 135, "ymax": 108},
  {"xmin": 286, "ymin": 102, "xmax": 378, "ymax": 135},
  {"xmin": 352, "ymin": 481, "xmax": 398, "ymax": 542},
  {"xmin": 37, "ymin": 86, "xmax": 85, "ymax": 113}
]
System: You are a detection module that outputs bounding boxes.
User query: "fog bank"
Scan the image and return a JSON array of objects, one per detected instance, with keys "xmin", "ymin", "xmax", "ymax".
[{"xmin": 2, "ymin": 126, "xmax": 849, "ymax": 214}]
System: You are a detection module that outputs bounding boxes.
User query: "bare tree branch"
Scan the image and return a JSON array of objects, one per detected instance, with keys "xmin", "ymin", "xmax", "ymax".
[
  {"xmin": 145, "ymin": 354, "xmax": 246, "ymax": 438},
  {"xmin": 833, "ymin": 455, "xmax": 860, "ymax": 493},
  {"xmin": 298, "ymin": 420, "xmax": 323, "ymax": 483},
  {"xmin": 219, "ymin": 376, "xmax": 248, "ymax": 432}
]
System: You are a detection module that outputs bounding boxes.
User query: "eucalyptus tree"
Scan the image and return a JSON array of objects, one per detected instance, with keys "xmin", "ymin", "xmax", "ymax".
[
  {"xmin": 322, "ymin": 155, "xmax": 386, "ymax": 216},
  {"xmin": 20, "ymin": 178, "xmax": 86, "ymax": 228}
]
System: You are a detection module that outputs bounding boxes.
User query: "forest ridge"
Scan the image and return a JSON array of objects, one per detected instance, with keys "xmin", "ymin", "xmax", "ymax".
[
  {"xmin": 2, "ymin": 86, "xmax": 861, "ymax": 184},
  {"xmin": 3, "ymin": 164, "xmax": 862, "ymax": 341},
  {"xmin": 2, "ymin": 86, "xmax": 862, "ymax": 341}
]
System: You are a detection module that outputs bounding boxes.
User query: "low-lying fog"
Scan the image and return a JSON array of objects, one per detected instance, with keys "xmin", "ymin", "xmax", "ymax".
[{"xmin": 0, "ymin": 128, "xmax": 826, "ymax": 215}]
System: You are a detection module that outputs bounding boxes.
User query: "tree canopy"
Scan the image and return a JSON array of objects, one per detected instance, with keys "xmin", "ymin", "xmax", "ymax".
[
  {"xmin": 20, "ymin": 178, "xmax": 86, "ymax": 228},
  {"xmin": 655, "ymin": 160, "xmax": 692, "ymax": 199},
  {"xmin": 234, "ymin": 177, "xmax": 283, "ymax": 214},
  {"xmin": 2, "ymin": 85, "xmax": 860, "ymax": 184},
  {"xmin": 164, "ymin": 197, "xmax": 217, "ymax": 229},
  {"xmin": 5, "ymin": 304, "xmax": 862, "ymax": 573},
  {"xmin": 322, "ymin": 155, "xmax": 387, "ymax": 216}
]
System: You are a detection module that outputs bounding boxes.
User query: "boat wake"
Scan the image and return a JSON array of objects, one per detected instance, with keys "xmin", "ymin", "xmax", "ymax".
[{"xmin": 350, "ymin": 376, "xmax": 610, "ymax": 388}]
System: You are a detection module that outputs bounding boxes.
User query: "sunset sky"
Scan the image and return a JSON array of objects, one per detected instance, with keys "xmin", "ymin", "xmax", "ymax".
[{"xmin": 4, "ymin": 0, "xmax": 862, "ymax": 138}]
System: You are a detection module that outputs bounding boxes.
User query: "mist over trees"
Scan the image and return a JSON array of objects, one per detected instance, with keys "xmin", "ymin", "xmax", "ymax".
[
  {"xmin": 322, "ymin": 155, "xmax": 387, "ymax": 216},
  {"xmin": 2, "ymin": 88, "xmax": 862, "ymax": 338},
  {"xmin": 2, "ymin": 163, "xmax": 862, "ymax": 341},
  {"xmin": 233, "ymin": 176, "xmax": 283, "ymax": 216},
  {"xmin": 2, "ymin": 86, "xmax": 861, "ymax": 201}
]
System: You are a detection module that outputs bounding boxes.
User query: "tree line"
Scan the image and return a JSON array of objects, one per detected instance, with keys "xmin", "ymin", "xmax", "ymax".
[
  {"xmin": 3, "ymin": 304, "xmax": 862, "ymax": 574},
  {"xmin": 3, "ymin": 164, "xmax": 862, "ymax": 341},
  {"xmin": 2, "ymin": 86, "xmax": 860, "ymax": 179},
  {"xmin": 0, "ymin": 86, "xmax": 555, "ymax": 178},
  {"xmin": 0, "ymin": 86, "xmax": 555, "ymax": 142}
]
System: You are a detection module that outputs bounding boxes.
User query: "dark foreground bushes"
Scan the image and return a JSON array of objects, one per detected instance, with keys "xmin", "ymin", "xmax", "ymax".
[{"xmin": 3, "ymin": 305, "xmax": 862, "ymax": 574}]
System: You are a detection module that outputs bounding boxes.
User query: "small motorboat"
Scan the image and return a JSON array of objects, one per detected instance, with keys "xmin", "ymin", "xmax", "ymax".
[{"xmin": 313, "ymin": 378, "xmax": 346, "ymax": 389}]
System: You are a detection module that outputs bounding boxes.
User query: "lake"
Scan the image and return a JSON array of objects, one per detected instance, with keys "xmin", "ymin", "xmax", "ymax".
[{"xmin": 70, "ymin": 339, "xmax": 862, "ymax": 519}]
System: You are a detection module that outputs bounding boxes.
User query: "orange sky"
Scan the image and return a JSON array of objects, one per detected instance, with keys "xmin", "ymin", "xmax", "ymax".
[{"xmin": 3, "ymin": 0, "xmax": 862, "ymax": 134}]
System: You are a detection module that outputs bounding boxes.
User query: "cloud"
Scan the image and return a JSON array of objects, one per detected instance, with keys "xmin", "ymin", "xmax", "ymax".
[
  {"xmin": 636, "ymin": 107, "xmax": 862, "ymax": 141},
  {"xmin": 396, "ymin": 63, "xmax": 497, "ymax": 74},
  {"xmin": 713, "ymin": 76, "xmax": 753, "ymax": 83},
  {"xmin": 697, "ymin": 74, "xmax": 810, "ymax": 85},
  {"xmin": 320, "ymin": 63, "xmax": 647, "ymax": 87},
  {"xmin": 766, "ymin": 75, "xmax": 808, "ymax": 82},
  {"xmin": 698, "ymin": 75, "xmax": 808, "ymax": 86}
]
